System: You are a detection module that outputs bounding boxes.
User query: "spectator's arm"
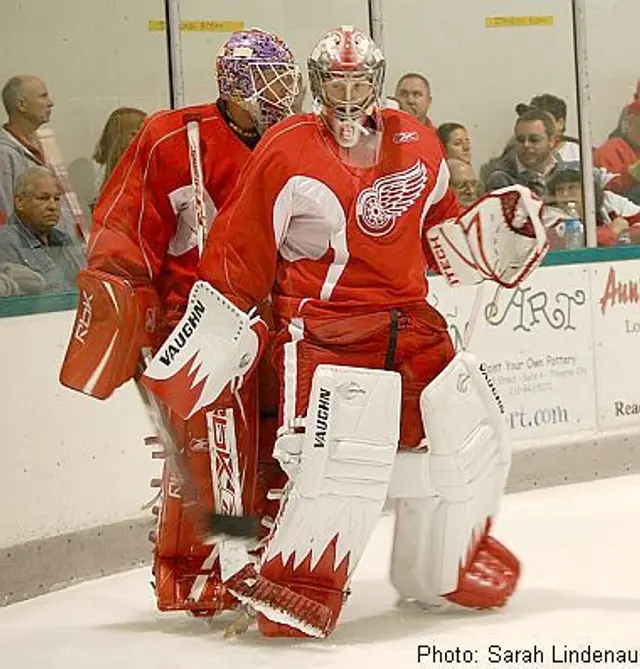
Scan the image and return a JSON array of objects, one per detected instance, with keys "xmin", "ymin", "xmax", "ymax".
[{"xmin": 0, "ymin": 262, "xmax": 46, "ymax": 296}]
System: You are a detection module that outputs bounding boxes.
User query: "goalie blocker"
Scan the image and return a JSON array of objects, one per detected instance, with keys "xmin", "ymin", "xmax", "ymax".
[{"xmin": 60, "ymin": 268, "xmax": 160, "ymax": 398}]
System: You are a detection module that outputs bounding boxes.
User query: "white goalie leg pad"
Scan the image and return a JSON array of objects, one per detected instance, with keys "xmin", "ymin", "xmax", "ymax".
[
  {"xmin": 141, "ymin": 281, "xmax": 261, "ymax": 419},
  {"xmin": 387, "ymin": 351, "xmax": 511, "ymax": 605},
  {"xmin": 263, "ymin": 364, "xmax": 401, "ymax": 580}
]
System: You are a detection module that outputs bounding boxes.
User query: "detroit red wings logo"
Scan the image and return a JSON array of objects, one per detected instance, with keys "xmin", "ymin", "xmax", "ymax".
[{"xmin": 356, "ymin": 160, "xmax": 428, "ymax": 237}]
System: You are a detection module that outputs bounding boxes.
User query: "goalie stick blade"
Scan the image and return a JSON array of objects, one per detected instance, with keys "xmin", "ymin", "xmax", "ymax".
[{"xmin": 203, "ymin": 513, "xmax": 261, "ymax": 540}]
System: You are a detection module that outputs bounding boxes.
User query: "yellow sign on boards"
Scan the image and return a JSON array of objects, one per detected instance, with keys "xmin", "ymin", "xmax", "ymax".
[
  {"xmin": 485, "ymin": 15, "xmax": 554, "ymax": 28},
  {"xmin": 149, "ymin": 20, "xmax": 244, "ymax": 32}
]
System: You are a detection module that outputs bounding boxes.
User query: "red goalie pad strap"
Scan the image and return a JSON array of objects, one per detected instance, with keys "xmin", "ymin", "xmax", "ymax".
[{"xmin": 60, "ymin": 268, "xmax": 160, "ymax": 399}]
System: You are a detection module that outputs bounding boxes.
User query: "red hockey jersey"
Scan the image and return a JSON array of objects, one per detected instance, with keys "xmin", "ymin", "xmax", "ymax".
[
  {"xmin": 198, "ymin": 109, "xmax": 461, "ymax": 320},
  {"xmin": 88, "ymin": 103, "xmax": 251, "ymax": 328}
]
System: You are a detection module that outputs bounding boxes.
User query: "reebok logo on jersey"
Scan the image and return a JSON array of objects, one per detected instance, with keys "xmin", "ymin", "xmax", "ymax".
[
  {"xmin": 313, "ymin": 387, "xmax": 332, "ymax": 448},
  {"xmin": 356, "ymin": 160, "xmax": 428, "ymax": 237},
  {"xmin": 393, "ymin": 131, "xmax": 419, "ymax": 144}
]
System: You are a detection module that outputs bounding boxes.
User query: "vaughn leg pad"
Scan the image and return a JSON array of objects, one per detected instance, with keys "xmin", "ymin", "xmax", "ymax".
[
  {"xmin": 230, "ymin": 364, "xmax": 401, "ymax": 637},
  {"xmin": 389, "ymin": 351, "xmax": 519, "ymax": 608}
]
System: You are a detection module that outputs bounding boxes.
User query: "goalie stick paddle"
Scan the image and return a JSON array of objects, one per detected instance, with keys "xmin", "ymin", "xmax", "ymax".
[{"xmin": 136, "ymin": 355, "xmax": 260, "ymax": 542}]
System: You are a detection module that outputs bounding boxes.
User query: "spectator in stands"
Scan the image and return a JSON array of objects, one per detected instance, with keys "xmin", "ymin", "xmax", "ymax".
[
  {"xmin": 482, "ymin": 109, "xmax": 564, "ymax": 200},
  {"xmin": 608, "ymin": 79, "xmax": 640, "ymax": 139},
  {"xmin": 0, "ymin": 74, "xmax": 80, "ymax": 239},
  {"xmin": 594, "ymin": 100, "xmax": 640, "ymax": 204},
  {"xmin": 394, "ymin": 72, "xmax": 434, "ymax": 129},
  {"xmin": 0, "ymin": 167, "xmax": 85, "ymax": 293},
  {"xmin": 437, "ymin": 123, "xmax": 472, "ymax": 164},
  {"xmin": 547, "ymin": 163, "xmax": 640, "ymax": 247},
  {"xmin": 448, "ymin": 158, "xmax": 479, "ymax": 207},
  {"xmin": 516, "ymin": 94, "xmax": 580, "ymax": 163},
  {"xmin": 0, "ymin": 75, "xmax": 53, "ymax": 224},
  {"xmin": 92, "ymin": 107, "xmax": 147, "ymax": 197}
]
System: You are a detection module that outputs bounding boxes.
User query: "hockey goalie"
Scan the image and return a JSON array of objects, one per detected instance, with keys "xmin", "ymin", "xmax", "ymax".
[
  {"xmin": 59, "ymin": 29, "xmax": 298, "ymax": 618},
  {"xmin": 141, "ymin": 26, "xmax": 550, "ymax": 638}
]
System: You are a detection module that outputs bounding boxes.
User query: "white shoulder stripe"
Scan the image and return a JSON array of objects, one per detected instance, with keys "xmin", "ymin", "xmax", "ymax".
[{"xmin": 419, "ymin": 159, "xmax": 451, "ymax": 237}]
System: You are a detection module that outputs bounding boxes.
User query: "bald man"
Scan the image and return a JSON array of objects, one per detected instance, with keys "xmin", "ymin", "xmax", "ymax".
[
  {"xmin": 448, "ymin": 158, "xmax": 479, "ymax": 207},
  {"xmin": 0, "ymin": 75, "xmax": 56, "ymax": 224}
]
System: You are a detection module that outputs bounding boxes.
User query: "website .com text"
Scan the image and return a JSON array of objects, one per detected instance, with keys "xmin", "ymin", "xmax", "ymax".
[{"xmin": 509, "ymin": 405, "xmax": 570, "ymax": 430}]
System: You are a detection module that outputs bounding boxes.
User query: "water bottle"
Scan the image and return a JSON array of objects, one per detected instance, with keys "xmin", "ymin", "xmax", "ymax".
[{"xmin": 564, "ymin": 201, "xmax": 585, "ymax": 249}]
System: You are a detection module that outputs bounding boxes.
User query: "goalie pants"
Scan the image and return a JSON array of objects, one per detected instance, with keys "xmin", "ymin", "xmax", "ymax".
[{"xmin": 272, "ymin": 301, "xmax": 455, "ymax": 449}]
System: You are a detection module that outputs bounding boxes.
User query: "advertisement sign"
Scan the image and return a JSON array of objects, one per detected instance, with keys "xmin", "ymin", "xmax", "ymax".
[
  {"xmin": 428, "ymin": 265, "xmax": 596, "ymax": 445},
  {"xmin": 591, "ymin": 261, "xmax": 640, "ymax": 431}
]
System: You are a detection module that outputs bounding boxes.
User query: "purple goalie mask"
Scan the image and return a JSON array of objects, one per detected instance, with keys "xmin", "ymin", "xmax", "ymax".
[{"xmin": 216, "ymin": 28, "xmax": 299, "ymax": 134}]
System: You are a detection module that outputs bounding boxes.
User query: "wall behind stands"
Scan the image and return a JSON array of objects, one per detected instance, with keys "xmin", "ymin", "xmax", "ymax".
[{"xmin": 1, "ymin": 0, "xmax": 638, "ymax": 209}]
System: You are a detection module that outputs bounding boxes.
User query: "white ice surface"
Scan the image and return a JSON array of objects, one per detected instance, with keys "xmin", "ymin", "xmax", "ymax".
[{"xmin": 2, "ymin": 476, "xmax": 640, "ymax": 669}]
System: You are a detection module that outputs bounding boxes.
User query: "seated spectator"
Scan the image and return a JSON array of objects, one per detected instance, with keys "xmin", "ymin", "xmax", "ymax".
[
  {"xmin": 608, "ymin": 79, "xmax": 640, "ymax": 139},
  {"xmin": 482, "ymin": 109, "xmax": 564, "ymax": 200},
  {"xmin": 448, "ymin": 158, "xmax": 479, "ymax": 207},
  {"xmin": 92, "ymin": 107, "xmax": 147, "ymax": 198},
  {"xmin": 594, "ymin": 100, "xmax": 640, "ymax": 204},
  {"xmin": 516, "ymin": 94, "xmax": 580, "ymax": 163},
  {"xmin": 0, "ymin": 74, "xmax": 81, "ymax": 238},
  {"xmin": 394, "ymin": 72, "xmax": 434, "ymax": 129},
  {"xmin": 0, "ymin": 167, "xmax": 85, "ymax": 294},
  {"xmin": 547, "ymin": 163, "xmax": 640, "ymax": 247},
  {"xmin": 438, "ymin": 123, "xmax": 472, "ymax": 164}
]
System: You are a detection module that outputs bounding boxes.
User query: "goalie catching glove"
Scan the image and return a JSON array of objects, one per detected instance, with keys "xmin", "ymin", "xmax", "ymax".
[
  {"xmin": 427, "ymin": 184, "xmax": 549, "ymax": 288},
  {"xmin": 140, "ymin": 281, "xmax": 266, "ymax": 420}
]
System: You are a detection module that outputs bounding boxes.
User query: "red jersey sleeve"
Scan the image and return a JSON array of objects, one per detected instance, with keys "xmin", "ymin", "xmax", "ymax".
[
  {"xmin": 420, "ymin": 157, "xmax": 462, "ymax": 271},
  {"xmin": 87, "ymin": 112, "xmax": 178, "ymax": 283},
  {"xmin": 198, "ymin": 122, "xmax": 302, "ymax": 310}
]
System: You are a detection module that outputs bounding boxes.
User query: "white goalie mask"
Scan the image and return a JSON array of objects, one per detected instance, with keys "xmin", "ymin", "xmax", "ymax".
[{"xmin": 308, "ymin": 26, "xmax": 385, "ymax": 166}]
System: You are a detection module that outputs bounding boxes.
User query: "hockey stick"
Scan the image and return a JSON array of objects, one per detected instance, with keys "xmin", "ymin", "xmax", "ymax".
[
  {"xmin": 135, "ymin": 116, "xmax": 260, "ymax": 542},
  {"xmin": 136, "ymin": 352, "xmax": 260, "ymax": 541},
  {"xmin": 184, "ymin": 113, "xmax": 208, "ymax": 256}
]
